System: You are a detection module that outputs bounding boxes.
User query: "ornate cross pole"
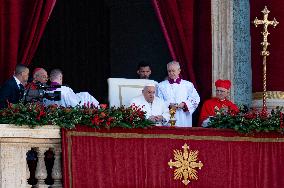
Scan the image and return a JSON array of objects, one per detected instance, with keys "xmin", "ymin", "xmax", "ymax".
[{"xmin": 253, "ymin": 6, "xmax": 279, "ymax": 111}]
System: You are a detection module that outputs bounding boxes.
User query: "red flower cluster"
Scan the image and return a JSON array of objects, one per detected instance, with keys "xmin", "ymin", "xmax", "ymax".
[
  {"xmin": 123, "ymin": 104, "xmax": 147, "ymax": 127},
  {"xmin": 36, "ymin": 106, "xmax": 46, "ymax": 121},
  {"xmin": 210, "ymin": 106, "xmax": 284, "ymax": 133},
  {"xmin": 0, "ymin": 102, "xmax": 154, "ymax": 129},
  {"xmin": 280, "ymin": 112, "xmax": 284, "ymax": 129},
  {"xmin": 243, "ymin": 108, "xmax": 269, "ymax": 120},
  {"xmin": 87, "ymin": 104, "xmax": 115, "ymax": 128}
]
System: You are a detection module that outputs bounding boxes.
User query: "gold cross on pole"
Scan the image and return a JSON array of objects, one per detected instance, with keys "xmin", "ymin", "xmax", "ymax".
[{"xmin": 253, "ymin": 6, "xmax": 279, "ymax": 111}]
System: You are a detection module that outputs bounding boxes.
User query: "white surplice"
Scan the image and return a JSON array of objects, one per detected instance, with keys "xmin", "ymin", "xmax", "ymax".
[
  {"xmin": 130, "ymin": 95, "xmax": 170, "ymax": 125},
  {"xmin": 157, "ymin": 79, "xmax": 200, "ymax": 127},
  {"xmin": 44, "ymin": 86, "xmax": 99, "ymax": 107}
]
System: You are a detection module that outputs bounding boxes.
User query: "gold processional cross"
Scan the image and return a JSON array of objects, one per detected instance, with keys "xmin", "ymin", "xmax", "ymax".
[{"xmin": 253, "ymin": 6, "xmax": 279, "ymax": 110}]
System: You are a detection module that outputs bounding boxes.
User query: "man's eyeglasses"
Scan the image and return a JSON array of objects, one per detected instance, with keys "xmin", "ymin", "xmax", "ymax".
[
  {"xmin": 216, "ymin": 89, "xmax": 227, "ymax": 93},
  {"xmin": 37, "ymin": 75, "xmax": 48, "ymax": 79}
]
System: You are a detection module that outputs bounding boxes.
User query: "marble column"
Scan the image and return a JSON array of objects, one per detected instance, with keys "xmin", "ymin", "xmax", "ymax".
[
  {"xmin": 211, "ymin": 0, "xmax": 251, "ymax": 106},
  {"xmin": 232, "ymin": 0, "xmax": 252, "ymax": 106},
  {"xmin": 211, "ymin": 0, "xmax": 234, "ymax": 99}
]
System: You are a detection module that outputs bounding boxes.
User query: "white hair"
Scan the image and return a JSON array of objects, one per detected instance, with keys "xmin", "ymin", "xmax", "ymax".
[
  {"xmin": 33, "ymin": 68, "xmax": 47, "ymax": 79},
  {"xmin": 167, "ymin": 61, "xmax": 180, "ymax": 69}
]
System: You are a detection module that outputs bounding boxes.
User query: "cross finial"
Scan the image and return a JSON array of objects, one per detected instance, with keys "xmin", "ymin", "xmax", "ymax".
[
  {"xmin": 254, "ymin": 6, "xmax": 279, "ymax": 28},
  {"xmin": 252, "ymin": 6, "xmax": 279, "ymax": 111},
  {"xmin": 253, "ymin": 6, "xmax": 279, "ymax": 57}
]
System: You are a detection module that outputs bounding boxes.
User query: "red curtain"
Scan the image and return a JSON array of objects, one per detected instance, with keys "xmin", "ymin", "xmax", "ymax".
[
  {"xmin": 0, "ymin": 0, "xmax": 56, "ymax": 84},
  {"xmin": 250, "ymin": 1, "xmax": 284, "ymax": 92},
  {"xmin": 152, "ymin": 0, "xmax": 196, "ymax": 84},
  {"xmin": 62, "ymin": 126, "xmax": 284, "ymax": 188},
  {"xmin": 152, "ymin": 0, "xmax": 212, "ymax": 125},
  {"xmin": 152, "ymin": 0, "xmax": 212, "ymax": 101}
]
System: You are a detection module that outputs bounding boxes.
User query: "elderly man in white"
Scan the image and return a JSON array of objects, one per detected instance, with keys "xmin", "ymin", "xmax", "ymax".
[
  {"xmin": 130, "ymin": 84, "xmax": 170, "ymax": 125},
  {"xmin": 157, "ymin": 61, "xmax": 200, "ymax": 127}
]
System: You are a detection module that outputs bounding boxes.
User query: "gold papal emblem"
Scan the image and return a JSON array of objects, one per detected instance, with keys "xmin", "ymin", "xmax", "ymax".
[{"xmin": 168, "ymin": 143, "xmax": 203, "ymax": 185}]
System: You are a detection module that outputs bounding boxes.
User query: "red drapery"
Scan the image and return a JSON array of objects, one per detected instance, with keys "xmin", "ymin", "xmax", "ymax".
[
  {"xmin": 250, "ymin": 1, "xmax": 284, "ymax": 92},
  {"xmin": 152, "ymin": 0, "xmax": 196, "ymax": 85},
  {"xmin": 0, "ymin": 0, "xmax": 56, "ymax": 84},
  {"xmin": 62, "ymin": 126, "xmax": 284, "ymax": 188},
  {"xmin": 152, "ymin": 0, "xmax": 212, "ymax": 102}
]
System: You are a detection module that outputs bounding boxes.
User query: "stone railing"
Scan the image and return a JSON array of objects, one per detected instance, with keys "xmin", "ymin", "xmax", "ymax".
[{"xmin": 0, "ymin": 125, "xmax": 61, "ymax": 188}]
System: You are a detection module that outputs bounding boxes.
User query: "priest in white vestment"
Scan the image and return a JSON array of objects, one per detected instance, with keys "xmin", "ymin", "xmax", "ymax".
[
  {"xmin": 130, "ymin": 84, "xmax": 170, "ymax": 125},
  {"xmin": 157, "ymin": 61, "xmax": 200, "ymax": 127},
  {"xmin": 43, "ymin": 69, "xmax": 99, "ymax": 107}
]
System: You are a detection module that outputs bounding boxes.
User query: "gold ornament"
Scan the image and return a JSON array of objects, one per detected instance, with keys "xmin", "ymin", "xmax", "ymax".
[
  {"xmin": 168, "ymin": 143, "xmax": 203, "ymax": 185},
  {"xmin": 253, "ymin": 6, "xmax": 279, "ymax": 110},
  {"xmin": 168, "ymin": 104, "xmax": 177, "ymax": 126}
]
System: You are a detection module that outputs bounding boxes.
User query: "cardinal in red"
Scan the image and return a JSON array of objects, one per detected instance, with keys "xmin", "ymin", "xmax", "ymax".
[{"xmin": 199, "ymin": 79, "xmax": 239, "ymax": 127}]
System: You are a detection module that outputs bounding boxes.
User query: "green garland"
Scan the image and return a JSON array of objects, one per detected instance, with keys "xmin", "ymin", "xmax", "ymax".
[
  {"xmin": 0, "ymin": 102, "xmax": 154, "ymax": 129},
  {"xmin": 208, "ymin": 106, "xmax": 284, "ymax": 133},
  {"xmin": 2, "ymin": 103, "xmax": 284, "ymax": 133}
]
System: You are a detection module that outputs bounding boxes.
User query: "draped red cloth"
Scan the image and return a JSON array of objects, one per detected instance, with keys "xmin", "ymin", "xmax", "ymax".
[
  {"xmin": 0, "ymin": 0, "xmax": 56, "ymax": 84},
  {"xmin": 152, "ymin": 0, "xmax": 196, "ymax": 85},
  {"xmin": 62, "ymin": 126, "xmax": 284, "ymax": 188},
  {"xmin": 250, "ymin": 1, "xmax": 284, "ymax": 92},
  {"xmin": 152, "ymin": 0, "xmax": 212, "ymax": 104}
]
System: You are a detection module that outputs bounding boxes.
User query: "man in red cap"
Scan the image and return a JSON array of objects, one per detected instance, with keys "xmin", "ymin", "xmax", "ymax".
[
  {"xmin": 25, "ymin": 68, "xmax": 48, "ymax": 90},
  {"xmin": 198, "ymin": 79, "xmax": 239, "ymax": 127},
  {"xmin": 23, "ymin": 68, "xmax": 49, "ymax": 102}
]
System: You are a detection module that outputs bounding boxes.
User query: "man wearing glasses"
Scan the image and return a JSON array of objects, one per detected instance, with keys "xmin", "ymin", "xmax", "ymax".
[
  {"xmin": 199, "ymin": 79, "xmax": 239, "ymax": 127},
  {"xmin": 23, "ymin": 68, "xmax": 49, "ymax": 102},
  {"xmin": 25, "ymin": 68, "xmax": 49, "ymax": 89}
]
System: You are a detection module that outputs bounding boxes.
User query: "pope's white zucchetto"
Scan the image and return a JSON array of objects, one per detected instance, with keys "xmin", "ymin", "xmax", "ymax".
[{"xmin": 143, "ymin": 83, "xmax": 156, "ymax": 90}]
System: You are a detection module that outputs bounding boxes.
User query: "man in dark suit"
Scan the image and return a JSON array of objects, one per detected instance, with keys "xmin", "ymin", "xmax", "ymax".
[{"xmin": 0, "ymin": 64, "xmax": 29, "ymax": 108}]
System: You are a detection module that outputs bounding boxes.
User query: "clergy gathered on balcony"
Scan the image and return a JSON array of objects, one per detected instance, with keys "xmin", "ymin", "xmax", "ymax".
[{"xmin": 2, "ymin": 0, "xmax": 284, "ymax": 187}]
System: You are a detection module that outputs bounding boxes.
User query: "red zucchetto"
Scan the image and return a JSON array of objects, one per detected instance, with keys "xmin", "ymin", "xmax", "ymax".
[
  {"xmin": 32, "ymin": 68, "xmax": 43, "ymax": 76},
  {"xmin": 215, "ymin": 79, "xmax": 231, "ymax": 90}
]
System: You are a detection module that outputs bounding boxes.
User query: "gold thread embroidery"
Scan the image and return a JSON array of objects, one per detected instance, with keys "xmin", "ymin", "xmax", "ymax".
[
  {"xmin": 65, "ymin": 129, "xmax": 284, "ymax": 187},
  {"xmin": 67, "ymin": 130, "xmax": 284, "ymax": 143},
  {"xmin": 168, "ymin": 143, "xmax": 203, "ymax": 185}
]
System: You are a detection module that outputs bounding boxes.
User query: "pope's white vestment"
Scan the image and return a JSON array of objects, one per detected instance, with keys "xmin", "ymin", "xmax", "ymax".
[
  {"xmin": 157, "ymin": 79, "xmax": 200, "ymax": 127},
  {"xmin": 44, "ymin": 86, "xmax": 99, "ymax": 107},
  {"xmin": 130, "ymin": 95, "xmax": 170, "ymax": 125}
]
